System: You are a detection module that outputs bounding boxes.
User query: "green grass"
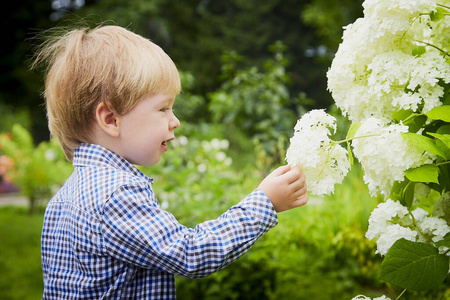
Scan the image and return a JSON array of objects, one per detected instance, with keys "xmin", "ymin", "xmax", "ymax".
[{"xmin": 0, "ymin": 206, "xmax": 44, "ymax": 300}]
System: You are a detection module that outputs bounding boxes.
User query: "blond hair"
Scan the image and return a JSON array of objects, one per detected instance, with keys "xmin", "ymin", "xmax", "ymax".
[{"xmin": 32, "ymin": 25, "xmax": 181, "ymax": 161}]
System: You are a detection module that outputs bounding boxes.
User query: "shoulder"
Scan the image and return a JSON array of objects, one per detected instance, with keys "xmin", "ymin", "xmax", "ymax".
[{"xmin": 56, "ymin": 165, "xmax": 154, "ymax": 215}]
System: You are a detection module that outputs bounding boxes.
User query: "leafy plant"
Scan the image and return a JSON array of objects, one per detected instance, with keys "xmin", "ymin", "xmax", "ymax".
[
  {"xmin": 0, "ymin": 124, "xmax": 72, "ymax": 213},
  {"xmin": 208, "ymin": 42, "xmax": 312, "ymax": 154},
  {"xmin": 285, "ymin": 1, "xmax": 450, "ymax": 299}
]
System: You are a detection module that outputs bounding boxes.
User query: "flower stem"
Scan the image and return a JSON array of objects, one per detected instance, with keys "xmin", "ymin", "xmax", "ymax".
[
  {"xmin": 413, "ymin": 40, "xmax": 450, "ymax": 57},
  {"xmin": 402, "ymin": 112, "xmax": 424, "ymax": 124},
  {"xmin": 437, "ymin": 3, "xmax": 450, "ymax": 10},
  {"xmin": 396, "ymin": 289, "xmax": 407, "ymax": 300},
  {"xmin": 333, "ymin": 134, "xmax": 381, "ymax": 145},
  {"xmin": 408, "ymin": 206, "xmax": 434, "ymax": 245},
  {"xmin": 436, "ymin": 161, "xmax": 450, "ymax": 166}
]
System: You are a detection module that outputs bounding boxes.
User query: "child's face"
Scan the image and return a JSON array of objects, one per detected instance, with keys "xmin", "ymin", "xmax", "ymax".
[{"xmin": 117, "ymin": 94, "xmax": 180, "ymax": 166}]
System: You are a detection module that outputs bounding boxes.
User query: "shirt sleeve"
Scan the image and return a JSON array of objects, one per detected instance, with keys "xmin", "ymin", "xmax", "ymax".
[{"xmin": 100, "ymin": 185, "xmax": 278, "ymax": 278}]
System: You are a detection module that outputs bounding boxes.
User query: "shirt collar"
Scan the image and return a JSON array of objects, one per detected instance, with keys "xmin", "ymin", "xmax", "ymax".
[{"xmin": 73, "ymin": 143, "xmax": 152, "ymax": 181}]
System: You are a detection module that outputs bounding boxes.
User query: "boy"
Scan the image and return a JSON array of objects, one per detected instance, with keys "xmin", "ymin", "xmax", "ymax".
[{"xmin": 33, "ymin": 25, "xmax": 308, "ymax": 299}]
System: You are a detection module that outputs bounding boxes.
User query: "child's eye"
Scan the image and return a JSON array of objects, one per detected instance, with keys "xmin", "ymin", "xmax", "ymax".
[{"xmin": 160, "ymin": 107, "xmax": 169, "ymax": 112}]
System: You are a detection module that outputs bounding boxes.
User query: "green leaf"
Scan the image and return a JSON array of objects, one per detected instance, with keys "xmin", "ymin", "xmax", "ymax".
[
  {"xmin": 405, "ymin": 164, "xmax": 440, "ymax": 184},
  {"xmin": 390, "ymin": 180, "xmax": 409, "ymax": 203},
  {"xmin": 390, "ymin": 179, "xmax": 414, "ymax": 207},
  {"xmin": 407, "ymin": 115, "xmax": 427, "ymax": 133},
  {"xmin": 428, "ymin": 132, "xmax": 450, "ymax": 149},
  {"xmin": 380, "ymin": 239, "xmax": 449, "ymax": 291},
  {"xmin": 403, "ymin": 181, "xmax": 415, "ymax": 208},
  {"xmin": 392, "ymin": 109, "xmax": 414, "ymax": 122},
  {"xmin": 402, "ymin": 132, "xmax": 446, "ymax": 158},
  {"xmin": 437, "ymin": 125, "xmax": 450, "ymax": 135},
  {"xmin": 430, "ymin": 7, "xmax": 447, "ymax": 22},
  {"xmin": 346, "ymin": 122, "xmax": 361, "ymax": 166},
  {"xmin": 435, "ymin": 232, "xmax": 450, "ymax": 248},
  {"xmin": 392, "ymin": 110, "xmax": 426, "ymax": 132},
  {"xmin": 346, "ymin": 122, "xmax": 362, "ymax": 139},
  {"xmin": 412, "ymin": 46, "xmax": 426, "ymax": 57},
  {"xmin": 347, "ymin": 142, "xmax": 354, "ymax": 165},
  {"xmin": 426, "ymin": 106, "xmax": 450, "ymax": 122}
]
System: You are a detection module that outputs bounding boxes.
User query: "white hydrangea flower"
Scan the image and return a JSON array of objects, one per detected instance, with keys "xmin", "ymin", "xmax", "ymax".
[
  {"xmin": 44, "ymin": 149, "xmax": 57, "ymax": 161},
  {"xmin": 366, "ymin": 199, "xmax": 409, "ymax": 240},
  {"xmin": 327, "ymin": 18, "xmax": 399, "ymax": 122},
  {"xmin": 366, "ymin": 199, "xmax": 420, "ymax": 255},
  {"xmin": 351, "ymin": 118, "xmax": 435, "ymax": 196},
  {"xmin": 352, "ymin": 295, "xmax": 391, "ymax": 300},
  {"xmin": 418, "ymin": 216, "xmax": 450, "ymax": 243},
  {"xmin": 363, "ymin": 0, "xmax": 437, "ymax": 35},
  {"xmin": 352, "ymin": 296, "xmax": 371, "ymax": 300},
  {"xmin": 215, "ymin": 151, "xmax": 227, "ymax": 162},
  {"xmin": 368, "ymin": 50, "xmax": 450, "ymax": 115},
  {"xmin": 374, "ymin": 297, "xmax": 392, "ymax": 300},
  {"xmin": 285, "ymin": 110, "xmax": 350, "ymax": 196},
  {"xmin": 327, "ymin": 0, "xmax": 449, "ymax": 123},
  {"xmin": 411, "ymin": 207, "xmax": 429, "ymax": 223},
  {"xmin": 366, "ymin": 198, "xmax": 450, "ymax": 255},
  {"xmin": 376, "ymin": 224, "xmax": 417, "ymax": 255},
  {"xmin": 201, "ymin": 141, "xmax": 212, "ymax": 151},
  {"xmin": 177, "ymin": 136, "xmax": 188, "ymax": 146},
  {"xmin": 210, "ymin": 138, "xmax": 223, "ymax": 150},
  {"xmin": 431, "ymin": 11, "xmax": 450, "ymax": 47}
]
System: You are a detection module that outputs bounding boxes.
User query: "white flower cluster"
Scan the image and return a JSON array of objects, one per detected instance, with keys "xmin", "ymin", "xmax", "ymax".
[
  {"xmin": 327, "ymin": 0, "xmax": 450, "ymax": 123},
  {"xmin": 320, "ymin": 0, "xmax": 450, "ymax": 294},
  {"xmin": 363, "ymin": 0, "xmax": 438, "ymax": 35},
  {"xmin": 352, "ymin": 295, "xmax": 391, "ymax": 300},
  {"xmin": 366, "ymin": 199, "xmax": 450, "ymax": 256},
  {"xmin": 286, "ymin": 109, "xmax": 350, "ymax": 195},
  {"xmin": 351, "ymin": 118, "xmax": 435, "ymax": 196}
]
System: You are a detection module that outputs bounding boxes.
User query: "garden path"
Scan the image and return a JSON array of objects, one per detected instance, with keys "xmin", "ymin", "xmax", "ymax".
[{"xmin": 0, "ymin": 193, "xmax": 27, "ymax": 206}]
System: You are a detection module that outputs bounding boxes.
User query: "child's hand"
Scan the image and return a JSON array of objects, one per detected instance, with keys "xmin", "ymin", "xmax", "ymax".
[{"xmin": 258, "ymin": 165, "xmax": 308, "ymax": 212}]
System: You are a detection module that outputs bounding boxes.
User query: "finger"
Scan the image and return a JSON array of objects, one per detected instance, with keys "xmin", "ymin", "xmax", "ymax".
[
  {"xmin": 281, "ymin": 167, "xmax": 302, "ymax": 184},
  {"xmin": 290, "ymin": 168, "xmax": 306, "ymax": 187},
  {"xmin": 293, "ymin": 184, "xmax": 307, "ymax": 198},
  {"xmin": 294, "ymin": 193, "xmax": 309, "ymax": 207},
  {"xmin": 288, "ymin": 173, "xmax": 307, "ymax": 189},
  {"xmin": 272, "ymin": 165, "xmax": 291, "ymax": 176},
  {"xmin": 294, "ymin": 166, "xmax": 306, "ymax": 181}
]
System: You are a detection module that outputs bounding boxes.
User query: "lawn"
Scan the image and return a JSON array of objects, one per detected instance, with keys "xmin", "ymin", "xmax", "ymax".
[{"xmin": 0, "ymin": 206, "xmax": 44, "ymax": 299}]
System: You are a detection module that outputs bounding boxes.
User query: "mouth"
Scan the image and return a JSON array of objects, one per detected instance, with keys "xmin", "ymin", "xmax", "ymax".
[
  {"xmin": 161, "ymin": 138, "xmax": 174, "ymax": 150},
  {"xmin": 162, "ymin": 138, "xmax": 174, "ymax": 145}
]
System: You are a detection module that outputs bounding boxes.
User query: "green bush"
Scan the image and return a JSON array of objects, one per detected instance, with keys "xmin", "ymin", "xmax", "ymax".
[
  {"xmin": 0, "ymin": 124, "xmax": 73, "ymax": 213},
  {"xmin": 208, "ymin": 42, "xmax": 311, "ymax": 155},
  {"xmin": 173, "ymin": 166, "xmax": 386, "ymax": 300}
]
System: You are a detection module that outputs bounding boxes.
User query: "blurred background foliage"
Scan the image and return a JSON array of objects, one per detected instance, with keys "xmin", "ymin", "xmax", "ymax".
[
  {"xmin": 1, "ymin": 0, "xmax": 364, "ymax": 142},
  {"xmin": 4, "ymin": 0, "xmax": 441, "ymax": 299}
]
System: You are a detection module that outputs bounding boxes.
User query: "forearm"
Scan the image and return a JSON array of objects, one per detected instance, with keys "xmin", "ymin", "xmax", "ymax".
[
  {"xmin": 171, "ymin": 189, "xmax": 278, "ymax": 278},
  {"xmin": 102, "ymin": 189, "xmax": 278, "ymax": 278}
]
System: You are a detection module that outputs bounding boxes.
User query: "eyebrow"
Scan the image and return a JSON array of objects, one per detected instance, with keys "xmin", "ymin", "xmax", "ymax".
[{"xmin": 165, "ymin": 96, "xmax": 176, "ymax": 106}]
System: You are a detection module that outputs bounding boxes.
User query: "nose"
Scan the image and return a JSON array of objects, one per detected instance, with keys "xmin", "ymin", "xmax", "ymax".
[{"xmin": 170, "ymin": 113, "xmax": 180, "ymax": 130}]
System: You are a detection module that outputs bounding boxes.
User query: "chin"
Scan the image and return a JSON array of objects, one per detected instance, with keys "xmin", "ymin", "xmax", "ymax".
[{"xmin": 138, "ymin": 157, "xmax": 161, "ymax": 167}]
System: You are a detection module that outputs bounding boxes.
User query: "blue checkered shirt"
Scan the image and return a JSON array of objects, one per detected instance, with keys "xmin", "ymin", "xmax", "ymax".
[{"xmin": 41, "ymin": 143, "xmax": 278, "ymax": 299}]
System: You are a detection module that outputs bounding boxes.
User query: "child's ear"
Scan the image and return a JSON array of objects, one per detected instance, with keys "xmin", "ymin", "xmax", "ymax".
[{"xmin": 95, "ymin": 101, "xmax": 121, "ymax": 137}]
